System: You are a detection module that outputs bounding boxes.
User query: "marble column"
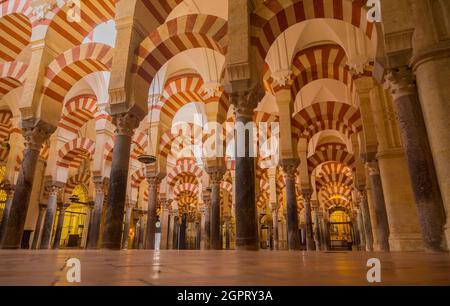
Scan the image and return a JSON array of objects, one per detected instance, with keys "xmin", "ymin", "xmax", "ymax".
[
  {"xmin": 355, "ymin": 205, "xmax": 366, "ymax": 251},
  {"xmin": 168, "ymin": 211, "xmax": 177, "ymax": 250},
  {"xmin": 386, "ymin": 67, "xmax": 446, "ymax": 251},
  {"xmin": 53, "ymin": 203, "xmax": 70, "ymax": 249},
  {"xmin": 280, "ymin": 159, "xmax": 301, "ymax": 250},
  {"xmin": 358, "ymin": 189, "xmax": 374, "ymax": 251},
  {"xmin": 31, "ymin": 204, "xmax": 46, "ymax": 249},
  {"xmin": 138, "ymin": 211, "xmax": 146, "ymax": 249},
  {"xmin": 159, "ymin": 199, "xmax": 170, "ymax": 250},
  {"xmin": 0, "ymin": 184, "xmax": 14, "ymax": 244},
  {"xmin": 231, "ymin": 91, "xmax": 259, "ymax": 250},
  {"xmin": 206, "ymin": 167, "xmax": 225, "ymax": 250},
  {"xmin": 178, "ymin": 214, "xmax": 187, "ymax": 250},
  {"xmin": 121, "ymin": 201, "xmax": 135, "ymax": 250},
  {"xmin": 87, "ymin": 177, "xmax": 107, "ymax": 249},
  {"xmin": 350, "ymin": 211, "xmax": 360, "ymax": 251},
  {"xmin": 145, "ymin": 176, "xmax": 160, "ymax": 250},
  {"xmin": 301, "ymin": 189, "xmax": 316, "ymax": 251},
  {"xmin": 311, "ymin": 201, "xmax": 321, "ymax": 251},
  {"xmin": 102, "ymin": 112, "xmax": 140, "ymax": 249},
  {"xmin": 2, "ymin": 122, "xmax": 53, "ymax": 249},
  {"xmin": 40, "ymin": 185, "xmax": 63, "ymax": 249},
  {"xmin": 366, "ymin": 161, "xmax": 390, "ymax": 252},
  {"xmin": 270, "ymin": 204, "xmax": 279, "ymax": 250},
  {"xmin": 200, "ymin": 194, "xmax": 211, "ymax": 250},
  {"xmin": 319, "ymin": 210, "xmax": 330, "ymax": 251}
]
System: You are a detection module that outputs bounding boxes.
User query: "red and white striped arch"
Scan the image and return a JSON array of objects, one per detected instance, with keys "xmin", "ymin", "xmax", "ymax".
[
  {"xmin": 64, "ymin": 172, "xmax": 91, "ymax": 195},
  {"xmin": 307, "ymin": 143, "xmax": 355, "ymax": 173},
  {"xmin": 220, "ymin": 181, "xmax": 233, "ymax": 194},
  {"xmin": 292, "ymin": 101, "xmax": 362, "ymax": 142},
  {"xmin": 130, "ymin": 167, "xmax": 146, "ymax": 189},
  {"xmin": 167, "ymin": 159, "xmax": 203, "ymax": 186},
  {"xmin": 142, "ymin": 0, "xmax": 183, "ymax": 25},
  {"xmin": 325, "ymin": 196, "xmax": 352, "ymax": 209},
  {"xmin": 0, "ymin": 109, "xmax": 12, "ymax": 162},
  {"xmin": 56, "ymin": 137, "xmax": 95, "ymax": 169},
  {"xmin": 0, "ymin": 61, "xmax": 27, "ymax": 100},
  {"xmin": 59, "ymin": 95, "xmax": 99, "ymax": 135},
  {"xmin": 159, "ymin": 123, "xmax": 203, "ymax": 159},
  {"xmin": 0, "ymin": 0, "xmax": 33, "ymax": 61},
  {"xmin": 135, "ymin": 14, "xmax": 228, "ymax": 86},
  {"xmin": 43, "ymin": 43, "xmax": 113, "ymax": 106},
  {"xmin": 174, "ymin": 183, "xmax": 199, "ymax": 197},
  {"xmin": 290, "ymin": 44, "xmax": 352, "ymax": 98},
  {"xmin": 44, "ymin": 0, "xmax": 115, "ymax": 54},
  {"xmin": 251, "ymin": 0, "xmax": 375, "ymax": 59}
]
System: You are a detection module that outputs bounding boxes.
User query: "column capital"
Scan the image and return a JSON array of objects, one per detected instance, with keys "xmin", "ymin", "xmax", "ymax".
[
  {"xmin": 230, "ymin": 86, "xmax": 263, "ymax": 118},
  {"xmin": 301, "ymin": 188, "xmax": 313, "ymax": 201},
  {"xmin": 21, "ymin": 120, "xmax": 54, "ymax": 151},
  {"xmin": 202, "ymin": 193, "xmax": 212, "ymax": 207},
  {"xmin": 160, "ymin": 198, "xmax": 171, "ymax": 210},
  {"xmin": 357, "ymin": 189, "xmax": 367, "ymax": 202},
  {"xmin": 365, "ymin": 161, "xmax": 380, "ymax": 176},
  {"xmin": 93, "ymin": 176, "xmax": 108, "ymax": 193},
  {"xmin": 45, "ymin": 182, "xmax": 64, "ymax": 197},
  {"xmin": 2, "ymin": 183, "xmax": 15, "ymax": 199},
  {"xmin": 280, "ymin": 158, "xmax": 300, "ymax": 180},
  {"xmin": 146, "ymin": 175, "xmax": 161, "ymax": 187},
  {"xmin": 206, "ymin": 167, "xmax": 226, "ymax": 185},
  {"xmin": 311, "ymin": 200, "xmax": 319, "ymax": 210},
  {"xmin": 385, "ymin": 66, "xmax": 417, "ymax": 100},
  {"xmin": 112, "ymin": 112, "xmax": 141, "ymax": 137}
]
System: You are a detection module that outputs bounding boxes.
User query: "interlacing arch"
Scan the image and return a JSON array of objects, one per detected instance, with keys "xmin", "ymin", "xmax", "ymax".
[
  {"xmin": 0, "ymin": 0, "xmax": 34, "ymax": 61},
  {"xmin": 56, "ymin": 137, "xmax": 95, "ymax": 169},
  {"xmin": 59, "ymin": 95, "xmax": 99, "ymax": 135},
  {"xmin": 318, "ymin": 181, "xmax": 353, "ymax": 202},
  {"xmin": 43, "ymin": 0, "xmax": 116, "ymax": 54},
  {"xmin": 134, "ymin": 14, "xmax": 228, "ymax": 87},
  {"xmin": 176, "ymin": 190, "xmax": 199, "ymax": 210},
  {"xmin": 325, "ymin": 196, "xmax": 352, "ymax": 210},
  {"xmin": 167, "ymin": 159, "xmax": 203, "ymax": 187},
  {"xmin": 42, "ymin": 43, "xmax": 113, "ymax": 107},
  {"xmin": 251, "ymin": 0, "xmax": 375, "ymax": 59},
  {"xmin": 159, "ymin": 123, "xmax": 204, "ymax": 159},
  {"xmin": 174, "ymin": 183, "xmax": 199, "ymax": 197},
  {"xmin": 0, "ymin": 61, "xmax": 28, "ymax": 100},
  {"xmin": 307, "ymin": 143, "xmax": 355, "ymax": 173},
  {"xmin": 292, "ymin": 101, "xmax": 362, "ymax": 142}
]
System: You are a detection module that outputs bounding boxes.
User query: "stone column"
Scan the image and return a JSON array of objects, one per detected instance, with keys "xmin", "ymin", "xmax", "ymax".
[
  {"xmin": 386, "ymin": 67, "xmax": 446, "ymax": 251},
  {"xmin": 319, "ymin": 210, "xmax": 330, "ymax": 251},
  {"xmin": 231, "ymin": 90, "xmax": 259, "ymax": 250},
  {"xmin": 39, "ymin": 184, "xmax": 63, "ymax": 249},
  {"xmin": 138, "ymin": 211, "xmax": 146, "ymax": 249},
  {"xmin": 358, "ymin": 189, "xmax": 374, "ymax": 251},
  {"xmin": 102, "ymin": 112, "xmax": 140, "ymax": 249},
  {"xmin": 366, "ymin": 161, "xmax": 390, "ymax": 252},
  {"xmin": 31, "ymin": 204, "xmax": 46, "ymax": 249},
  {"xmin": 178, "ymin": 214, "xmax": 187, "ymax": 250},
  {"xmin": 355, "ymin": 205, "xmax": 366, "ymax": 251},
  {"xmin": 0, "ymin": 184, "xmax": 14, "ymax": 244},
  {"xmin": 350, "ymin": 211, "xmax": 360, "ymax": 251},
  {"xmin": 87, "ymin": 177, "xmax": 107, "ymax": 249},
  {"xmin": 200, "ymin": 194, "xmax": 211, "ymax": 250},
  {"xmin": 311, "ymin": 201, "xmax": 321, "ymax": 251},
  {"xmin": 280, "ymin": 159, "xmax": 301, "ymax": 250},
  {"xmin": 168, "ymin": 211, "xmax": 177, "ymax": 250},
  {"xmin": 270, "ymin": 204, "xmax": 279, "ymax": 250},
  {"xmin": 121, "ymin": 201, "xmax": 135, "ymax": 250},
  {"xmin": 410, "ymin": 1, "xmax": 450, "ymax": 247},
  {"xmin": 2, "ymin": 122, "xmax": 53, "ymax": 249},
  {"xmin": 145, "ymin": 176, "xmax": 160, "ymax": 250},
  {"xmin": 206, "ymin": 167, "xmax": 225, "ymax": 250},
  {"xmin": 53, "ymin": 203, "xmax": 70, "ymax": 249},
  {"xmin": 301, "ymin": 189, "xmax": 316, "ymax": 251},
  {"xmin": 159, "ymin": 199, "xmax": 170, "ymax": 250}
]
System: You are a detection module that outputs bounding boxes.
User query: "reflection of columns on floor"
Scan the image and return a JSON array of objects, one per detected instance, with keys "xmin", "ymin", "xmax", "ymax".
[
  {"xmin": 168, "ymin": 210, "xmax": 177, "ymax": 250},
  {"xmin": 159, "ymin": 198, "xmax": 170, "ymax": 250},
  {"xmin": 206, "ymin": 167, "xmax": 225, "ymax": 250},
  {"xmin": 31, "ymin": 204, "xmax": 46, "ymax": 249},
  {"xmin": 357, "ymin": 188, "xmax": 374, "ymax": 251},
  {"xmin": 386, "ymin": 68, "xmax": 447, "ymax": 251},
  {"xmin": 311, "ymin": 200, "xmax": 321, "ymax": 251},
  {"xmin": 301, "ymin": 189, "xmax": 316, "ymax": 251},
  {"xmin": 102, "ymin": 112, "xmax": 140, "ymax": 250},
  {"xmin": 145, "ymin": 175, "xmax": 161, "ymax": 250},
  {"xmin": 318, "ymin": 209, "xmax": 330, "ymax": 251},
  {"xmin": 365, "ymin": 160, "xmax": 390, "ymax": 252},
  {"xmin": 200, "ymin": 192, "xmax": 211, "ymax": 250},
  {"xmin": 53, "ymin": 203, "xmax": 70, "ymax": 249},
  {"xmin": 2, "ymin": 122, "xmax": 54, "ymax": 249},
  {"xmin": 0, "ymin": 184, "xmax": 14, "ymax": 244},
  {"xmin": 40, "ymin": 184, "xmax": 63, "ymax": 249},
  {"xmin": 87, "ymin": 177, "xmax": 107, "ymax": 249},
  {"xmin": 280, "ymin": 159, "xmax": 301, "ymax": 251},
  {"xmin": 224, "ymin": 215, "xmax": 231, "ymax": 250},
  {"xmin": 121, "ymin": 201, "xmax": 135, "ymax": 250}
]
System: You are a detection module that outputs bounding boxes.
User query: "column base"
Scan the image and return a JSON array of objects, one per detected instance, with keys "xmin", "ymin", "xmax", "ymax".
[
  {"xmin": 235, "ymin": 239, "xmax": 259, "ymax": 251},
  {"xmin": 389, "ymin": 233, "xmax": 424, "ymax": 252}
]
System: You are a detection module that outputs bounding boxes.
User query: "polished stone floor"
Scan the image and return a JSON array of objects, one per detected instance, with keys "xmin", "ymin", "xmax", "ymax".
[{"xmin": 0, "ymin": 250, "xmax": 449, "ymax": 286}]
